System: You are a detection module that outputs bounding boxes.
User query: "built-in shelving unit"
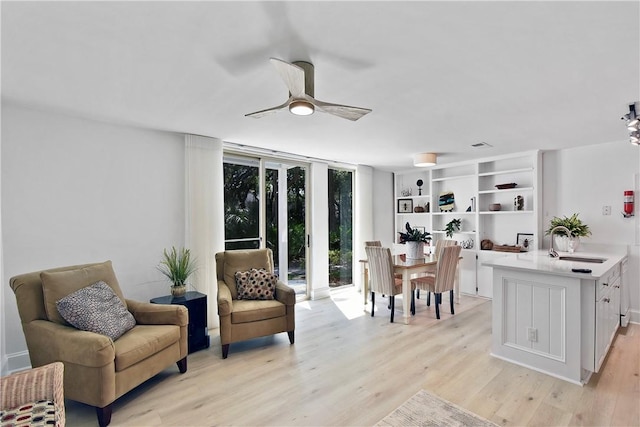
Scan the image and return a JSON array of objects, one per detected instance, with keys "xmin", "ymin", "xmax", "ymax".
[{"xmin": 394, "ymin": 150, "xmax": 541, "ymax": 298}]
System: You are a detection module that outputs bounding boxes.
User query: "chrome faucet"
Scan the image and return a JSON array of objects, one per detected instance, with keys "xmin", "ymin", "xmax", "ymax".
[{"xmin": 548, "ymin": 225, "xmax": 572, "ymax": 258}]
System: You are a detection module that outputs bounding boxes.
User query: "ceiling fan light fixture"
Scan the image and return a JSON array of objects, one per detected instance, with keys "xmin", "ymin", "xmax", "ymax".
[
  {"xmin": 413, "ymin": 152, "xmax": 437, "ymax": 167},
  {"xmin": 289, "ymin": 100, "xmax": 314, "ymax": 116}
]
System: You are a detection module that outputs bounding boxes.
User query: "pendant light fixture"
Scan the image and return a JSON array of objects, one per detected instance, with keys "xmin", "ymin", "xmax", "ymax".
[{"xmin": 413, "ymin": 152, "xmax": 437, "ymax": 167}]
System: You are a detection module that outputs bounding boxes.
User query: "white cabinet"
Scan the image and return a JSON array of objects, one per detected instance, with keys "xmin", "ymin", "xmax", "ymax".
[
  {"xmin": 393, "ymin": 150, "xmax": 540, "ymax": 298},
  {"xmin": 594, "ymin": 267, "xmax": 621, "ymax": 372}
]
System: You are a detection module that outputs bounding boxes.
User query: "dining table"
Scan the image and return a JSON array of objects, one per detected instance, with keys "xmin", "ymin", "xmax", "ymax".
[{"xmin": 359, "ymin": 253, "xmax": 461, "ymax": 325}]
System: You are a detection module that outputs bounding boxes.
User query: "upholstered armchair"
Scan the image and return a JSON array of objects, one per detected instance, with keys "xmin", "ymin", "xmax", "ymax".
[
  {"xmin": 9, "ymin": 261, "xmax": 188, "ymax": 427},
  {"xmin": 216, "ymin": 249, "xmax": 296, "ymax": 358},
  {"xmin": 0, "ymin": 362, "xmax": 65, "ymax": 427}
]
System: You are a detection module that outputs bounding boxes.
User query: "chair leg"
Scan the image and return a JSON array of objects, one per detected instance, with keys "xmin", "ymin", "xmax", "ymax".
[
  {"xmin": 410, "ymin": 290, "xmax": 416, "ymax": 315},
  {"xmin": 288, "ymin": 330, "xmax": 295, "ymax": 344},
  {"xmin": 176, "ymin": 357, "xmax": 187, "ymax": 373},
  {"xmin": 450, "ymin": 289, "xmax": 455, "ymax": 315},
  {"xmin": 426, "ymin": 291, "xmax": 431, "ymax": 306},
  {"xmin": 222, "ymin": 344, "xmax": 230, "ymax": 359},
  {"xmin": 390, "ymin": 296, "xmax": 395, "ymax": 323},
  {"xmin": 371, "ymin": 292, "xmax": 375, "ymax": 317},
  {"xmin": 96, "ymin": 404, "xmax": 112, "ymax": 427},
  {"xmin": 435, "ymin": 293, "xmax": 441, "ymax": 319},
  {"xmin": 416, "ymin": 289, "xmax": 420, "ymax": 299}
]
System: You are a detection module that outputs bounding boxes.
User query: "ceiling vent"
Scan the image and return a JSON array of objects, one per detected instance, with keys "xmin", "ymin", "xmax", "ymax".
[{"xmin": 471, "ymin": 142, "xmax": 493, "ymax": 148}]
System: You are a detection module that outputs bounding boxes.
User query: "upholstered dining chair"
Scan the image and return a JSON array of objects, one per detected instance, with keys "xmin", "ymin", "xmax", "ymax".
[
  {"xmin": 417, "ymin": 239, "xmax": 458, "ymax": 301},
  {"xmin": 411, "ymin": 245, "xmax": 462, "ymax": 319},
  {"xmin": 365, "ymin": 246, "xmax": 415, "ymax": 322},
  {"xmin": 365, "ymin": 240, "xmax": 382, "ymax": 247}
]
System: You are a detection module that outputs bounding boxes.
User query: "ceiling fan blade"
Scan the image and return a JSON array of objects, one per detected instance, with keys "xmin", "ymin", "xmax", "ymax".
[
  {"xmin": 245, "ymin": 97, "xmax": 293, "ymax": 119},
  {"xmin": 270, "ymin": 58, "xmax": 306, "ymax": 98},
  {"xmin": 308, "ymin": 96, "xmax": 372, "ymax": 121}
]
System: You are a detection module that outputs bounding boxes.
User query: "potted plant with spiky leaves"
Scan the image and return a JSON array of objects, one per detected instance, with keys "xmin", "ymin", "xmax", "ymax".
[
  {"xmin": 398, "ymin": 222, "xmax": 432, "ymax": 259},
  {"xmin": 158, "ymin": 246, "xmax": 197, "ymax": 298}
]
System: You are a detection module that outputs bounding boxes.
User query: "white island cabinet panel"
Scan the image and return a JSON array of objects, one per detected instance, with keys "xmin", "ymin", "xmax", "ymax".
[{"xmin": 485, "ymin": 248, "xmax": 626, "ymax": 385}]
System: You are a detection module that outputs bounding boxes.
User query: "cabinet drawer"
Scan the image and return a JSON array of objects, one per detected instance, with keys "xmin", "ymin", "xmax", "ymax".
[{"xmin": 597, "ymin": 266, "xmax": 620, "ymax": 300}]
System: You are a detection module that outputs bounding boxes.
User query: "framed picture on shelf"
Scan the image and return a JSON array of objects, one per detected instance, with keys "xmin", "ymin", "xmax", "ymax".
[
  {"xmin": 414, "ymin": 226, "xmax": 426, "ymax": 234},
  {"xmin": 397, "ymin": 198, "xmax": 413, "ymax": 213},
  {"xmin": 516, "ymin": 233, "xmax": 534, "ymax": 252}
]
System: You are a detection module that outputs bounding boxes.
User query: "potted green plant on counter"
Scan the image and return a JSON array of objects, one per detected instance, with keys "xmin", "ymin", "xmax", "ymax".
[
  {"xmin": 398, "ymin": 222, "xmax": 432, "ymax": 259},
  {"xmin": 158, "ymin": 246, "xmax": 197, "ymax": 298},
  {"xmin": 545, "ymin": 213, "xmax": 591, "ymax": 252}
]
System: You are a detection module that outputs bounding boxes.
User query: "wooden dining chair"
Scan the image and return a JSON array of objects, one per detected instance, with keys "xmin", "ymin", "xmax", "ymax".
[
  {"xmin": 365, "ymin": 246, "xmax": 415, "ymax": 322},
  {"xmin": 411, "ymin": 245, "xmax": 462, "ymax": 319}
]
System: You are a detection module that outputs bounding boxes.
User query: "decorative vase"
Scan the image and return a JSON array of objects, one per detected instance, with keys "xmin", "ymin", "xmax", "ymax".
[
  {"xmin": 406, "ymin": 241, "xmax": 425, "ymax": 259},
  {"xmin": 553, "ymin": 235, "xmax": 580, "ymax": 253},
  {"xmin": 171, "ymin": 285, "xmax": 187, "ymax": 298}
]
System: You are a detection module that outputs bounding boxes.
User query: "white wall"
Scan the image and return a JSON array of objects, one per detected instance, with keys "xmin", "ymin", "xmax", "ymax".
[
  {"xmin": 1, "ymin": 103, "xmax": 185, "ymax": 371},
  {"xmin": 542, "ymin": 142, "xmax": 640, "ymax": 322},
  {"xmin": 372, "ymin": 169, "xmax": 395, "ymax": 247},
  {"xmin": 309, "ymin": 162, "xmax": 330, "ymax": 299}
]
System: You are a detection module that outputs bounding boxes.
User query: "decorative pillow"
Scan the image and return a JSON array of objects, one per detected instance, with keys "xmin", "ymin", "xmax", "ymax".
[
  {"xmin": 0, "ymin": 399, "xmax": 57, "ymax": 427},
  {"xmin": 41, "ymin": 260, "xmax": 125, "ymax": 325},
  {"xmin": 56, "ymin": 281, "xmax": 136, "ymax": 341},
  {"xmin": 235, "ymin": 268, "xmax": 277, "ymax": 300}
]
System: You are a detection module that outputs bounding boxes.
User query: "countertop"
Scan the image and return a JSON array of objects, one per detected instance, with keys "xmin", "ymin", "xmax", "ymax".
[{"xmin": 481, "ymin": 248, "xmax": 627, "ymax": 280}]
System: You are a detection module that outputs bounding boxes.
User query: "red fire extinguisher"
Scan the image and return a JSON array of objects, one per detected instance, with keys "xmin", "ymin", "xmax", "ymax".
[{"xmin": 623, "ymin": 190, "xmax": 634, "ymax": 217}]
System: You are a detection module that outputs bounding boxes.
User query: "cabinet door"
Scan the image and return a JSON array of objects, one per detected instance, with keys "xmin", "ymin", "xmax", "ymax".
[
  {"xmin": 458, "ymin": 250, "xmax": 477, "ymax": 295},
  {"xmin": 477, "ymin": 251, "xmax": 507, "ymax": 298},
  {"xmin": 595, "ymin": 291, "xmax": 608, "ymax": 372}
]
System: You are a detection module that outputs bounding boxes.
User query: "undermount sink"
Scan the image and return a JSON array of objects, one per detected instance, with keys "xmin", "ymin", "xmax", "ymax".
[{"xmin": 558, "ymin": 256, "xmax": 607, "ymax": 263}]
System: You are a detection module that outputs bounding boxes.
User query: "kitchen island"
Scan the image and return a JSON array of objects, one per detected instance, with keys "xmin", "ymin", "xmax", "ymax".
[{"xmin": 483, "ymin": 247, "xmax": 627, "ymax": 385}]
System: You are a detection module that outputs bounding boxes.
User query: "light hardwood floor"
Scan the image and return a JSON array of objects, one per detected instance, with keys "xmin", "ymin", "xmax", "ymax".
[{"xmin": 66, "ymin": 288, "xmax": 639, "ymax": 426}]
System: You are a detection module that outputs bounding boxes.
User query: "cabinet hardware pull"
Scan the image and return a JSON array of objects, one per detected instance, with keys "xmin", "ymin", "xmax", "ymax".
[
  {"xmin": 604, "ymin": 298, "xmax": 610, "ymax": 303},
  {"xmin": 602, "ymin": 283, "xmax": 609, "ymax": 286}
]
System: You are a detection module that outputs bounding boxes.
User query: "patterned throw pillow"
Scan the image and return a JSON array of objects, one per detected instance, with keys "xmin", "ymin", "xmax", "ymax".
[
  {"xmin": 56, "ymin": 281, "xmax": 136, "ymax": 341},
  {"xmin": 235, "ymin": 268, "xmax": 277, "ymax": 300},
  {"xmin": 0, "ymin": 399, "xmax": 57, "ymax": 427}
]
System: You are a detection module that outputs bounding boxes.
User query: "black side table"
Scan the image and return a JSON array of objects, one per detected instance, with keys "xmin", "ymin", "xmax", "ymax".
[{"xmin": 150, "ymin": 291, "xmax": 210, "ymax": 354}]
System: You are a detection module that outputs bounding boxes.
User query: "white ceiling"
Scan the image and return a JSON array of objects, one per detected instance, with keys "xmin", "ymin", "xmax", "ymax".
[{"xmin": 2, "ymin": 1, "xmax": 639, "ymax": 171}]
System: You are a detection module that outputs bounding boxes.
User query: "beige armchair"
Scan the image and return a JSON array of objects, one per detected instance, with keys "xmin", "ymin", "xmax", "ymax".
[
  {"xmin": 9, "ymin": 261, "xmax": 188, "ymax": 427},
  {"xmin": 216, "ymin": 249, "xmax": 295, "ymax": 358},
  {"xmin": 0, "ymin": 362, "xmax": 65, "ymax": 427}
]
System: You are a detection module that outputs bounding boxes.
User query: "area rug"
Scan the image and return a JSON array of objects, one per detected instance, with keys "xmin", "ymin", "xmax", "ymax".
[{"xmin": 375, "ymin": 389, "xmax": 498, "ymax": 427}]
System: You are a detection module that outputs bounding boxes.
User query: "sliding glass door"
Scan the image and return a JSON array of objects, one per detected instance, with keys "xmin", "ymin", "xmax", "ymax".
[
  {"xmin": 224, "ymin": 155, "xmax": 309, "ymax": 297},
  {"xmin": 328, "ymin": 168, "xmax": 353, "ymax": 288}
]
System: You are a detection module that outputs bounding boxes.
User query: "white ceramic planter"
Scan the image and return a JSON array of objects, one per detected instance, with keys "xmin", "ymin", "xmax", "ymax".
[{"xmin": 405, "ymin": 241, "xmax": 425, "ymax": 259}]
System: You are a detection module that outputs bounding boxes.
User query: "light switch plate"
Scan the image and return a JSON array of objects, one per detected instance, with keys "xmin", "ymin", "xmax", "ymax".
[{"xmin": 527, "ymin": 327, "xmax": 538, "ymax": 342}]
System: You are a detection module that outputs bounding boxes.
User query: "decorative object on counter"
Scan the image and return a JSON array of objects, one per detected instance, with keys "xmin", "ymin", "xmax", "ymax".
[
  {"xmin": 481, "ymin": 239, "xmax": 494, "ymax": 250},
  {"xmin": 438, "ymin": 191, "xmax": 455, "ymax": 212},
  {"xmin": 416, "ymin": 179, "xmax": 424, "ymax": 195},
  {"xmin": 401, "ymin": 188, "xmax": 412, "ymax": 197},
  {"xmin": 545, "ymin": 213, "xmax": 591, "ymax": 252},
  {"xmin": 495, "ymin": 183, "xmax": 517, "ymax": 189},
  {"xmin": 461, "ymin": 239, "xmax": 474, "ymax": 249},
  {"xmin": 444, "ymin": 218, "xmax": 461, "ymax": 238},
  {"xmin": 516, "ymin": 233, "xmax": 534, "ymax": 252},
  {"xmin": 493, "ymin": 244, "xmax": 523, "ymax": 253},
  {"xmin": 489, "ymin": 203, "xmax": 502, "ymax": 211},
  {"xmin": 514, "ymin": 195, "xmax": 524, "ymax": 211},
  {"xmin": 414, "ymin": 205, "xmax": 425, "ymax": 213},
  {"xmin": 158, "ymin": 246, "xmax": 197, "ymax": 298},
  {"xmin": 398, "ymin": 222, "xmax": 432, "ymax": 259},
  {"xmin": 397, "ymin": 198, "xmax": 413, "ymax": 213}
]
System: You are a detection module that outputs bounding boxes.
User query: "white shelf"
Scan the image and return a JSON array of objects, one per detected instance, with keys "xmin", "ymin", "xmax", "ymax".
[
  {"xmin": 396, "ymin": 212, "xmax": 431, "ymax": 216},
  {"xmin": 431, "ymin": 174, "xmax": 476, "ymax": 182},
  {"xmin": 478, "ymin": 186, "xmax": 534, "ymax": 194},
  {"xmin": 478, "ymin": 167, "xmax": 533, "ymax": 177},
  {"xmin": 478, "ymin": 210, "xmax": 533, "ymax": 215},
  {"xmin": 431, "ymin": 230, "xmax": 477, "ymax": 234},
  {"xmin": 432, "ymin": 211, "xmax": 476, "ymax": 216},
  {"xmin": 395, "ymin": 195, "xmax": 430, "ymax": 200}
]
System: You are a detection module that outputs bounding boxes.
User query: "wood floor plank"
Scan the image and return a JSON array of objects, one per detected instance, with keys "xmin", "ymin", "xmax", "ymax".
[{"xmin": 61, "ymin": 288, "xmax": 638, "ymax": 426}]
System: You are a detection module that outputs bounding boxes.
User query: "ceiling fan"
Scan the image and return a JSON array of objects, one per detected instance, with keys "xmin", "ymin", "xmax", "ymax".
[{"xmin": 245, "ymin": 58, "xmax": 372, "ymax": 121}]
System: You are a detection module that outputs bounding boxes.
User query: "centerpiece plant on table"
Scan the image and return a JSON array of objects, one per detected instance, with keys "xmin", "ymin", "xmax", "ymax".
[
  {"xmin": 157, "ymin": 246, "xmax": 197, "ymax": 298},
  {"xmin": 398, "ymin": 222, "xmax": 431, "ymax": 259}
]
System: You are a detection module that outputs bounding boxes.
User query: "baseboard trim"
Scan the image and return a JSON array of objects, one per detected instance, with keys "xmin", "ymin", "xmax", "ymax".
[
  {"xmin": 6, "ymin": 350, "xmax": 31, "ymax": 374},
  {"xmin": 310, "ymin": 286, "xmax": 331, "ymax": 300}
]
